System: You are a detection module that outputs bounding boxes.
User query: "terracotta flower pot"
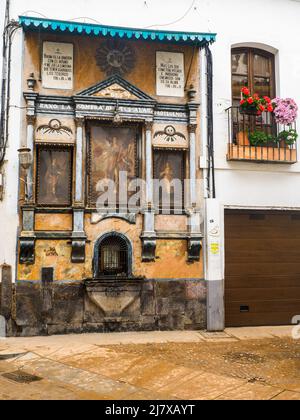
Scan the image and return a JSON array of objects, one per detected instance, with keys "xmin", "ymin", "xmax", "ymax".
[
  {"xmin": 280, "ymin": 139, "xmax": 287, "ymax": 149},
  {"xmin": 236, "ymin": 131, "xmax": 250, "ymax": 146}
]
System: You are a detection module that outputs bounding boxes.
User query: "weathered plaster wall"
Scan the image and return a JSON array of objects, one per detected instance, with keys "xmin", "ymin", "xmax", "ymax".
[
  {"xmin": 19, "ymin": 215, "xmax": 203, "ymax": 281},
  {"xmin": 15, "ymin": 25, "xmax": 204, "ymax": 285},
  {"xmin": 35, "ymin": 214, "xmax": 73, "ymax": 231},
  {"xmin": 23, "ymin": 32, "xmax": 200, "ymax": 104}
]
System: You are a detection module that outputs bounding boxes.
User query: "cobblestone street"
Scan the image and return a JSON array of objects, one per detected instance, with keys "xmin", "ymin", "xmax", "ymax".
[{"xmin": 0, "ymin": 327, "xmax": 299, "ymax": 400}]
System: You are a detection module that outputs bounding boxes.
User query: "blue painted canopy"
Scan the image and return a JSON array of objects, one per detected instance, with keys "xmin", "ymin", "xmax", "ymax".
[{"xmin": 19, "ymin": 16, "xmax": 216, "ymax": 47}]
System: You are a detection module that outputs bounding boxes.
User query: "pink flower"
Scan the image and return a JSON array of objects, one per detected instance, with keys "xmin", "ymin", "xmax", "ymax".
[{"xmin": 272, "ymin": 97, "xmax": 298, "ymax": 125}]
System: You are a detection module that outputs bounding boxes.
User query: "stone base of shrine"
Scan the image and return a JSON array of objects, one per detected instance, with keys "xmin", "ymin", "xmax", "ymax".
[{"xmin": 0, "ymin": 279, "xmax": 207, "ymax": 337}]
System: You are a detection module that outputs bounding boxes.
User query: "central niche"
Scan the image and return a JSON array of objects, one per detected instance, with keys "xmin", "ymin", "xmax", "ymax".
[
  {"xmin": 87, "ymin": 122, "xmax": 141, "ymax": 208},
  {"xmin": 94, "ymin": 233, "xmax": 133, "ymax": 278},
  {"xmin": 100, "ymin": 235, "xmax": 128, "ymax": 277}
]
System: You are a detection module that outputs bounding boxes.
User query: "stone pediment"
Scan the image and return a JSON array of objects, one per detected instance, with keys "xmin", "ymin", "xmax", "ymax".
[{"xmin": 77, "ymin": 75, "xmax": 155, "ymax": 102}]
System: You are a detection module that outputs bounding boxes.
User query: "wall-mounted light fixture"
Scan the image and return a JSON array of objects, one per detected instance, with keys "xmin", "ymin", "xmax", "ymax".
[
  {"xmin": 188, "ymin": 84, "xmax": 197, "ymax": 102},
  {"xmin": 26, "ymin": 73, "xmax": 37, "ymax": 91},
  {"xmin": 18, "ymin": 147, "xmax": 32, "ymax": 170}
]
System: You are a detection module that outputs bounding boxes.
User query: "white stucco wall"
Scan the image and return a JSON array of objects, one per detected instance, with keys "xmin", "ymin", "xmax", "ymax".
[
  {"xmin": 0, "ymin": 0, "xmax": 300, "ymax": 279},
  {"xmin": 0, "ymin": 1, "xmax": 22, "ymax": 281},
  {"xmin": 206, "ymin": 0, "xmax": 300, "ymax": 209}
]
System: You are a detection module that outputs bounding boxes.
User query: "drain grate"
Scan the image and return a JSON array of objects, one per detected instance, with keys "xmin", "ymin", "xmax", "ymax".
[
  {"xmin": 2, "ymin": 371, "xmax": 42, "ymax": 384},
  {"xmin": 0, "ymin": 353, "xmax": 26, "ymax": 361}
]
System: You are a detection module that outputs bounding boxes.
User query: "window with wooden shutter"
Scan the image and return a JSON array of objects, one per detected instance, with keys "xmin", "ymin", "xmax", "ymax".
[{"xmin": 231, "ymin": 48, "xmax": 275, "ymax": 105}]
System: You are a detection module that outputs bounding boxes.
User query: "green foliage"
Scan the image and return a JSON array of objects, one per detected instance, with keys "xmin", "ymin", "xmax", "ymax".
[
  {"xmin": 249, "ymin": 129, "xmax": 298, "ymax": 147},
  {"xmin": 249, "ymin": 131, "xmax": 277, "ymax": 147},
  {"xmin": 278, "ymin": 129, "xmax": 298, "ymax": 145}
]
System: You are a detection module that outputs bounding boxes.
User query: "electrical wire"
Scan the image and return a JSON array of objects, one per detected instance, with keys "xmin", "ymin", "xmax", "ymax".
[
  {"xmin": 19, "ymin": 10, "xmax": 48, "ymax": 19},
  {"xmin": 16, "ymin": 1, "xmax": 198, "ymax": 31},
  {"xmin": 69, "ymin": 17, "xmax": 103, "ymax": 24},
  {"xmin": 144, "ymin": 0, "xmax": 197, "ymax": 29},
  {"xmin": 20, "ymin": 11, "xmax": 103, "ymax": 25},
  {"xmin": 0, "ymin": 19, "xmax": 21, "ymax": 166},
  {"xmin": 205, "ymin": 43, "xmax": 216, "ymax": 199}
]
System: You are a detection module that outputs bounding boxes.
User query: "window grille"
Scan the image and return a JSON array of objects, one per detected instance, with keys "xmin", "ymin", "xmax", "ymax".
[{"xmin": 99, "ymin": 235, "xmax": 128, "ymax": 276}]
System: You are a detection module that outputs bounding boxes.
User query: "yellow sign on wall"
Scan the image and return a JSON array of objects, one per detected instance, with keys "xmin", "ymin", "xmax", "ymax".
[{"xmin": 210, "ymin": 242, "xmax": 220, "ymax": 256}]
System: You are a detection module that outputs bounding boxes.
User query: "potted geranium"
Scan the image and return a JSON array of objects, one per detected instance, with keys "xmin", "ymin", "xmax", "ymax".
[
  {"xmin": 240, "ymin": 87, "xmax": 274, "ymax": 116},
  {"xmin": 278, "ymin": 129, "xmax": 298, "ymax": 147},
  {"xmin": 272, "ymin": 98, "xmax": 298, "ymax": 148},
  {"xmin": 236, "ymin": 87, "xmax": 274, "ymax": 146}
]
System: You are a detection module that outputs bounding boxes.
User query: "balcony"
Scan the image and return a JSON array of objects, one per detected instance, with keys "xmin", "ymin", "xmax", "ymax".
[{"xmin": 226, "ymin": 107, "xmax": 297, "ymax": 164}]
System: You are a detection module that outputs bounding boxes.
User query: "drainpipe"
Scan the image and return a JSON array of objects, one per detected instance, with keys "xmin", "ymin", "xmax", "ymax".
[
  {"xmin": 205, "ymin": 43, "xmax": 216, "ymax": 199},
  {"xmin": 200, "ymin": 47, "xmax": 209, "ymax": 200}
]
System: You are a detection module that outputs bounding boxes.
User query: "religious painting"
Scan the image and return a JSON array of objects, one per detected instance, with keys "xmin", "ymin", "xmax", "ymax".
[
  {"xmin": 37, "ymin": 146, "xmax": 72, "ymax": 206},
  {"xmin": 88, "ymin": 124, "xmax": 138, "ymax": 206},
  {"xmin": 154, "ymin": 150, "xmax": 185, "ymax": 211}
]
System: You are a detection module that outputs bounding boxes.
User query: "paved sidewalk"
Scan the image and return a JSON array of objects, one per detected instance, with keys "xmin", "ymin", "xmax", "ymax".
[
  {"xmin": 0, "ymin": 326, "xmax": 299, "ymax": 400},
  {"xmin": 0, "ymin": 326, "xmax": 295, "ymax": 350}
]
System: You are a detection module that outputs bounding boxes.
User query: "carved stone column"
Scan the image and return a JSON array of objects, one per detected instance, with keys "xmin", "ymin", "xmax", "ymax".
[
  {"xmin": 26, "ymin": 115, "xmax": 36, "ymax": 203},
  {"xmin": 72, "ymin": 117, "xmax": 86, "ymax": 263},
  {"xmin": 142, "ymin": 120, "xmax": 156, "ymax": 262},
  {"xmin": 20, "ymin": 93, "xmax": 38, "ymax": 264},
  {"xmin": 75, "ymin": 117, "xmax": 85, "ymax": 205},
  {"xmin": 189, "ymin": 123, "xmax": 197, "ymax": 208},
  {"xmin": 145, "ymin": 120, "xmax": 154, "ymax": 206}
]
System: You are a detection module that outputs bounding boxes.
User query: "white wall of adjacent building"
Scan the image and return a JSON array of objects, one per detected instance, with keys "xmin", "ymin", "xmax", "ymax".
[
  {"xmin": 1, "ymin": 0, "xmax": 300, "ymax": 279},
  {"xmin": 0, "ymin": 0, "xmax": 23, "ymax": 281}
]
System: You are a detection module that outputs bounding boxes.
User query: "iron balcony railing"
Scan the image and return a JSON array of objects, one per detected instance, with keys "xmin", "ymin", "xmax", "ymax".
[{"xmin": 226, "ymin": 106, "xmax": 297, "ymax": 163}]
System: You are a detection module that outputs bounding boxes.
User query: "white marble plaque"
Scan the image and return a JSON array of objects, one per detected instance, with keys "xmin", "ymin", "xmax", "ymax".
[
  {"xmin": 42, "ymin": 42, "xmax": 74, "ymax": 90},
  {"xmin": 156, "ymin": 52, "xmax": 185, "ymax": 97}
]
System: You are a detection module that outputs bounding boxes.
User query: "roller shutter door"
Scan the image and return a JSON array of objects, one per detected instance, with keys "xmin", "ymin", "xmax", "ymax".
[{"xmin": 225, "ymin": 210, "xmax": 300, "ymax": 327}]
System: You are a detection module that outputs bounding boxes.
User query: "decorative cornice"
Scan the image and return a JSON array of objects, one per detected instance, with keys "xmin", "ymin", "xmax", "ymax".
[
  {"xmin": 30, "ymin": 92, "xmax": 194, "ymax": 124},
  {"xmin": 19, "ymin": 16, "xmax": 217, "ymax": 47},
  {"xmin": 23, "ymin": 92, "xmax": 39, "ymax": 102}
]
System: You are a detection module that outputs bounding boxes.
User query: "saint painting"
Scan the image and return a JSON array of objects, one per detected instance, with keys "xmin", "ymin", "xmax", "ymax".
[
  {"xmin": 37, "ymin": 147, "xmax": 72, "ymax": 206},
  {"xmin": 154, "ymin": 150, "xmax": 185, "ymax": 211},
  {"xmin": 89, "ymin": 125, "xmax": 138, "ymax": 206}
]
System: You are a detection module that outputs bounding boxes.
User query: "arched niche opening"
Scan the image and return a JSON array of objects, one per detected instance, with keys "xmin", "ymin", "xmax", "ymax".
[{"xmin": 93, "ymin": 232, "xmax": 133, "ymax": 278}]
